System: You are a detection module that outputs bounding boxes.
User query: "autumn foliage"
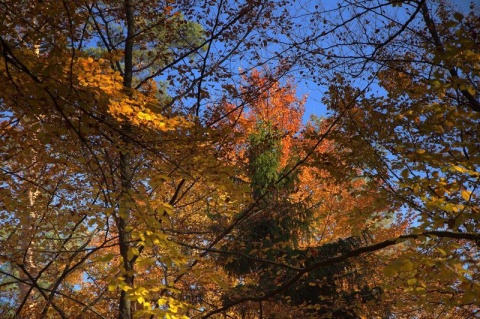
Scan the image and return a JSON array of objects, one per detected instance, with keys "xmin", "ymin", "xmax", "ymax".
[{"xmin": 0, "ymin": 0, "xmax": 479, "ymax": 318}]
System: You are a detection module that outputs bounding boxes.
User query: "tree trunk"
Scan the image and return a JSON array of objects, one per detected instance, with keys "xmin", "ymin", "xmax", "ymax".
[{"xmin": 117, "ymin": 0, "xmax": 135, "ymax": 318}]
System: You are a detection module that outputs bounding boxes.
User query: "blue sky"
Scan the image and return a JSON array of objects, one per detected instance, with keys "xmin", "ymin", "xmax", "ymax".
[{"xmin": 296, "ymin": 0, "xmax": 479, "ymax": 122}]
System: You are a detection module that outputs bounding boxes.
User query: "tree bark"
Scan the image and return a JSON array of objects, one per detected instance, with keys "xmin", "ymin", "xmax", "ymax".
[{"xmin": 117, "ymin": 0, "xmax": 135, "ymax": 318}]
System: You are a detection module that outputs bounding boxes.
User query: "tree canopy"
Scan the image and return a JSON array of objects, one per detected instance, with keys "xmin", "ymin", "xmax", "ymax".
[{"xmin": 0, "ymin": 0, "xmax": 479, "ymax": 318}]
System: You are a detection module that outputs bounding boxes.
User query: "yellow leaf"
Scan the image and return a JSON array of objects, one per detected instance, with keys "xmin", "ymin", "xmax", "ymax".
[
  {"xmin": 452, "ymin": 165, "xmax": 465, "ymax": 173},
  {"xmin": 137, "ymin": 111, "xmax": 153, "ymax": 121},
  {"xmin": 461, "ymin": 190, "xmax": 471, "ymax": 201},
  {"xmin": 94, "ymin": 253, "xmax": 116, "ymax": 263},
  {"xmin": 462, "ymin": 290, "xmax": 478, "ymax": 304},
  {"xmin": 127, "ymin": 249, "xmax": 134, "ymax": 261},
  {"xmin": 407, "ymin": 278, "xmax": 417, "ymax": 286},
  {"xmin": 453, "ymin": 12, "xmax": 464, "ymax": 21},
  {"xmin": 467, "ymin": 86, "xmax": 476, "ymax": 96}
]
